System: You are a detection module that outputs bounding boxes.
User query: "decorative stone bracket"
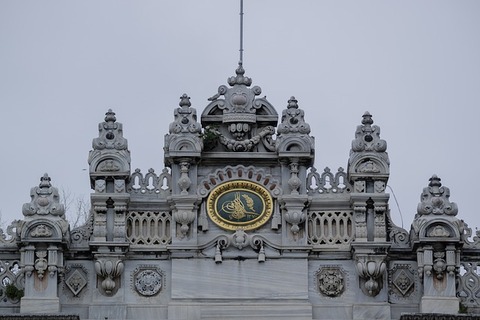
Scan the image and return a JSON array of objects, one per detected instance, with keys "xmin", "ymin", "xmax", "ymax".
[
  {"xmin": 354, "ymin": 249, "xmax": 387, "ymax": 297},
  {"xmin": 94, "ymin": 255, "xmax": 124, "ymax": 296},
  {"xmin": 279, "ymin": 195, "xmax": 309, "ymax": 237},
  {"xmin": 207, "ymin": 230, "xmax": 267, "ymax": 263},
  {"xmin": 170, "ymin": 196, "xmax": 200, "ymax": 239}
]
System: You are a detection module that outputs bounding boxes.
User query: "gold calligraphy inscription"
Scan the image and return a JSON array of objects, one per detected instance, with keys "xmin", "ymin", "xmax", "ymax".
[{"xmin": 207, "ymin": 180, "xmax": 273, "ymax": 231}]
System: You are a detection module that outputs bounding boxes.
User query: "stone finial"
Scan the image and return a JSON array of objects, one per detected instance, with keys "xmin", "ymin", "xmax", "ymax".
[
  {"xmin": 22, "ymin": 173, "xmax": 65, "ymax": 217},
  {"xmin": 348, "ymin": 112, "xmax": 390, "ymax": 179},
  {"xmin": 92, "ymin": 109, "xmax": 128, "ymax": 151},
  {"xmin": 88, "ymin": 110, "xmax": 131, "ymax": 181},
  {"xmin": 277, "ymin": 96, "xmax": 311, "ymax": 135},
  {"xmin": 168, "ymin": 94, "xmax": 202, "ymax": 135},
  {"xmin": 351, "ymin": 112, "xmax": 387, "ymax": 153},
  {"xmin": 227, "ymin": 63, "xmax": 252, "ymax": 87},
  {"xmin": 417, "ymin": 175, "xmax": 458, "ymax": 216}
]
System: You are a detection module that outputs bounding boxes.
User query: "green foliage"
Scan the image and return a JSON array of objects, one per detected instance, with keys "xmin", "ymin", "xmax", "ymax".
[
  {"xmin": 459, "ymin": 302, "xmax": 468, "ymax": 314},
  {"xmin": 201, "ymin": 125, "xmax": 220, "ymax": 150},
  {"xmin": 5, "ymin": 283, "xmax": 24, "ymax": 300}
]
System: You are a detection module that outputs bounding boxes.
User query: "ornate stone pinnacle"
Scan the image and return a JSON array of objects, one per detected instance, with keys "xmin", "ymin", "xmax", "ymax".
[
  {"xmin": 39, "ymin": 173, "xmax": 52, "ymax": 188},
  {"xmin": 287, "ymin": 96, "xmax": 299, "ymax": 109},
  {"xmin": 429, "ymin": 175, "xmax": 442, "ymax": 188},
  {"xmin": 228, "ymin": 63, "xmax": 252, "ymax": 86},
  {"xmin": 179, "ymin": 94, "xmax": 191, "ymax": 108},
  {"xmin": 361, "ymin": 111, "xmax": 373, "ymax": 126},
  {"xmin": 105, "ymin": 109, "xmax": 117, "ymax": 123}
]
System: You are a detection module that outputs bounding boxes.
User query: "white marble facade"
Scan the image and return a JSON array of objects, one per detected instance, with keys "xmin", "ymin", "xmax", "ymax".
[{"xmin": 0, "ymin": 65, "xmax": 479, "ymax": 320}]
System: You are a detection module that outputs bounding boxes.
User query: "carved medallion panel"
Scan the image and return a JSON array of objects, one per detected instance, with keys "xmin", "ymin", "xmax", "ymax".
[
  {"xmin": 388, "ymin": 262, "xmax": 420, "ymax": 303},
  {"xmin": 315, "ymin": 266, "xmax": 347, "ymax": 298},
  {"xmin": 131, "ymin": 265, "xmax": 165, "ymax": 297}
]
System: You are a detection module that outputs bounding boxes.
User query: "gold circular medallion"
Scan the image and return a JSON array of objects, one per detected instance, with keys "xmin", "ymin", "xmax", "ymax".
[{"xmin": 207, "ymin": 180, "xmax": 273, "ymax": 231}]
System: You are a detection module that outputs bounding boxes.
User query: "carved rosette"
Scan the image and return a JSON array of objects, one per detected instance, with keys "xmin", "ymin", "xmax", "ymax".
[
  {"xmin": 355, "ymin": 254, "xmax": 387, "ymax": 297},
  {"xmin": 131, "ymin": 266, "xmax": 165, "ymax": 297},
  {"xmin": 316, "ymin": 266, "xmax": 346, "ymax": 297},
  {"xmin": 94, "ymin": 257, "xmax": 124, "ymax": 295}
]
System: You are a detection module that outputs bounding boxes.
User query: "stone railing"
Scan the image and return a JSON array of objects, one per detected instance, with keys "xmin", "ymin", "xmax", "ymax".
[
  {"xmin": 126, "ymin": 211, "xmax": 172, "ymax": 247},
  {"xmin": 307, "ymin": 211, "xmax": 354, "ymax": 246},
  {"xmin": 307, "ymin": 167, "xmax": 352, "ymax": 195},
  {"xmin": 456, "ymin": 223, "xmax": 480, "ymax": 314},
  {"xmin": 0, "ymin": 259, "xmax": 23, "ymax": 306},
  {"xmin": 127, "ymin": 168, "xmax": 171, "ymax": 197}
]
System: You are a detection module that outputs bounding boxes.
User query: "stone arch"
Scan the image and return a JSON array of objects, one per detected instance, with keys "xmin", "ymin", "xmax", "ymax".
[
  {"xmin": 21, "ymin": 219, "xmax": 65, "ymax": 242},
  {"xmin": 197, "ymin": 165, "xmax": 282, "ymax": 199},
  {"xmin": 419, "ymin": 218, "xmax": 461, "ymax": 241},
  {"xmin": 350, "ymin": 155, "xmax": 389, "ymax": 176},
  {"xmin": 167, "ymin": 135, "xmax": 202, "ymax": 153},
  {"xmin": 90, "ymin": 154, "xmax": 130, "ymax": 174},
  {"xmin": 276, "ymin": 136, "xmax": 313, "ymax": 155}
]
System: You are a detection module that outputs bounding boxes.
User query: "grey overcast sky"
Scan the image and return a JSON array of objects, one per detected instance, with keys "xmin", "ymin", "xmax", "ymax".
[{"xmin": 0, "ymin": 1, "xmax": 479, "ymax": 232}]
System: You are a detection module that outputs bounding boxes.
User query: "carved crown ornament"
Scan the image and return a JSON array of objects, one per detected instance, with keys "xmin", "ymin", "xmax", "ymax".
[{"xmin": 201, "ymin": 64, "xmax": 278, "ymax": 153}]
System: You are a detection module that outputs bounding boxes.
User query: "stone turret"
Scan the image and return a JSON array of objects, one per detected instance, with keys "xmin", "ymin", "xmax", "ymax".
[
  {"xmin": 164, "ymin": 94, "xmax": 203, "ymax": 243},
  {"xmin": 87, "ymin": 109, "xmax": 130, "ymax": 297},
  {"xmin": 411, "ymin": 175, "xmax": 462, "ymax": 314},
  {"xmin": 348, "ymin": 113, "xmax": 390, "ymax": 313},
  {"xmin": 276, "ymin": 96, "xmax": 314, "ymax": 243},
  {"xmin": 18, "ymin": 174, "xmax": 69, "ymax": 314}
]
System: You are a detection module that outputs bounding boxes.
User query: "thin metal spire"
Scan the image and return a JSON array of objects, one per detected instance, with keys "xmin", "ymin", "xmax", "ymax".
[{"xmin": 239, "ymin": 0, "xmax": 244, "ymax": 65}]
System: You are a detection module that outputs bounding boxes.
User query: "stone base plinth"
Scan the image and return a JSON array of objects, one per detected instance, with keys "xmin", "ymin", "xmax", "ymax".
[
  {"xmin": 353, "ymin": 303, "xmax": 391, "ymax": 320},
  {"xmin": 89, "ymin": 305, "xmax": 127, "ymax": 320},
  {"xmin": 420, "ymin": 296, "xmax": 459, "ymax": 315},
  {"xmin": 20, "ymin": 297, "xmax": 59, "ymax": 314},
  {"xmin": 168, "ymin": 301, "xmax": 313, "ymax": 320}
]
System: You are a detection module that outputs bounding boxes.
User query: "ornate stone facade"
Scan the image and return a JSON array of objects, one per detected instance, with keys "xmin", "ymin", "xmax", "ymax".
[{"xmin": 0, "ymin": 65, "xmax": 479, "ymax": 320}]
